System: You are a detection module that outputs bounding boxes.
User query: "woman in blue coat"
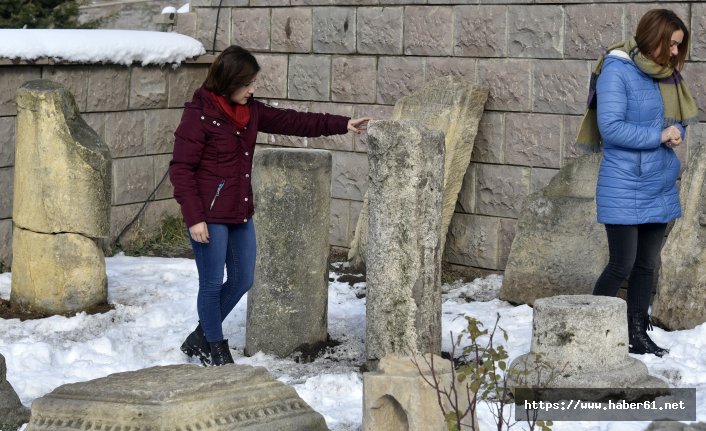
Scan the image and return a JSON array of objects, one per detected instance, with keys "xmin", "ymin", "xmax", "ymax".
[{"xmin": 577, "ymin": 9, "xmax": 698, "ymax": 356}]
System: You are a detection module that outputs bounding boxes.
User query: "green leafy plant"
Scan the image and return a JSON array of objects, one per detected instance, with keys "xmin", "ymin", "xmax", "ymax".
[{"xmin": 413, "ymin": 314, "xmax": 560, "ymax": 431}]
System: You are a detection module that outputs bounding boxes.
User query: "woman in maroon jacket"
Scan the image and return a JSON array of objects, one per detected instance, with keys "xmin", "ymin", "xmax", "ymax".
[{"xmin": 170, "ymin": 45, "xmax": 371, "ymax": 366}]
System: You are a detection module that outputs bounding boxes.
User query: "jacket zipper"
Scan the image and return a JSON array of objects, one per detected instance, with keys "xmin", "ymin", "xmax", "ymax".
[{"xmin": 210, "ymin": 179, "xmax": 226, "ymax": 210}]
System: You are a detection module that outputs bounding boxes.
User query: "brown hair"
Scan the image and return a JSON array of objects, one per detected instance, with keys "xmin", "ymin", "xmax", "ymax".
[
  {"xmin": 203, "ymin": 45, "xmax": 260, "ymax": 97},
  {"xmin": 635, "ymin": 9, "xmax": 689, "ymax": 70}
]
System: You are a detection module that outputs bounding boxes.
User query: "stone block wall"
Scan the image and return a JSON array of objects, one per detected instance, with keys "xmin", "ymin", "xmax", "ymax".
[
  {"xmin": 181, "ymin": 1, "xmax": 706, "ymax": 275},
  {"xmin": 0, "ymin": 61, "xmax": 210, "ymax": 268}
]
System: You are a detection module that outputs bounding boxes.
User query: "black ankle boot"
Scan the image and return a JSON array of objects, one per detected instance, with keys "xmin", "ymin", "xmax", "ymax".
[
  {"xmin": 181, "ymin": 324, "xmax": 211, "ymax": 366},
  {"xmin": 209, "ymin": 340, "xmax": 234, "ymax": 366},
  {"xmin": 628, "ymin": 312, "xmax": 669, "ymax": 357}
]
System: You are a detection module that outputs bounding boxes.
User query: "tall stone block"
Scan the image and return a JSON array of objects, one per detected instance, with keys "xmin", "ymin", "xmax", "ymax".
[
  {"xmin": 26, "ymin": 364, "xmax": 328, "ymax": 431},
  {"xmin": 0, "ymin": 354, "xmax": 30, "ymax": 429},
  {"xmin": 246, "ymin": 149, "xmax": 332, "ymax": 358},
  {"xmin": 364, "ymin": 120, "xmax": 445, "ymax": 369},
  {"xmin": 500, "ymin": 154, "xmax": 607, "ymax": 305},
  {"xmin": 350, "ymin": 77, "xmax": 488, "ymax": 269},
  {"xmin": 11, "ymin": 80, "xmax": 110, "ymax": 315},
  {"xmin": 652, "ymin": 144, "xmax": 706, "ymax": 330}
]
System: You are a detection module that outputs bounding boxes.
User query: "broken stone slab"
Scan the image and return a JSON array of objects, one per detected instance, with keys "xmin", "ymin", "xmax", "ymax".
[
  {"xmin": 363, "ymin": 354, "xmax": 477, "ymax": 431},
  {"xmin": 364, "ymin": 120, "xmax": 445, "ymax": 370},
  {"xmin": 246, "ymin": 149, "xmax": 331, "ymax": 358},
  {"xmin": 652, "ymin": 143, "xmax": 706, "ymax": 330},
  {"xmin": 645, "ymin": 422, "xmax": 706, "ymax": 431},
  {"xmin": 349, "ymin": 76, "xmax": 488, "ymax": 270},
  {"xmin": 26, "ymin": 364, "xmax": 329, "ymax": 431},
  {"xmin": 13, "ymin": 80, "xmax": 111, "ymax": 238},
  {"xmin": 510, "ymin": 295, "xmax": 667, "ymax": 389},
  {"xmin": 10, "ymin": 226, "xmax": 107, "ymax": 315},
  {"xmin": 500, "ymin": 154, "xmax": 608, "ymax": 305},
  {"xmin": 0, "ymin": 354, "xmax": 30, "ymax": 429}
]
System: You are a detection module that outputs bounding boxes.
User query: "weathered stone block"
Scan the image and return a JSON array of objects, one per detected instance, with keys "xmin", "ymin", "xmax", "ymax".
[
  {"xmin": 271, "ymin": 8, "xmax": 312, "ymax": 53},
  {"xmin": 332, "ymin": 56, "xmax": 376, "ymax": 103},
  {"xmin": 11, "ymin": 227, "xmax": 107, "ymax": 315},
  {"xmin": 313, "ymin": 7, "xmax": 356, "ymax": 54},
  {"xmin": 26, "ymin": 364, "xmax": 328, "ymax": 431},
  {"xmin": 0, "ymin": 117, "xmax": 15, "ymax": 168},
  {"xmin": 191, "ymin": 0, "xmax": 247, "ymax": 5},
  {"xmin": 456, "ymin": 164, "xmax": 475, "ymax": 214},
  {"xmin": 0, "ymin": 354, "xmax": 30, "ymax": 429},
  {"xmin": 505, "ymin": 113, "xmax": 561, "ymax": 168},
  {"xmin": 112, "ymin": 156, "xmax": 153, "ymax": 205},
  {"xmin": 246, "ymin": 149, "xmax": 331, "ymax": 358},
  {"xmin": 363, "ymin": 354, "xmax": 475, "ymax": 431},
  {"xmin": 357, "ymin": 7, "xmax": 403, "ymax": 55},
  {"xmin": 196, "ymin": 7, "xmax": 230, "ymax": 52},
  {"xmin": 454, "ymin": 5, "xmax": 506, "ymax": 57},
  {"xmin": 253, "ymin": 0, "xmax": 288, "ymax": 5},
  {"xmin": 500, "ymin": 154, "xmax": 606, "ymax": 305},
  {"xmin": 14, "ymin": 81, "xmax": 111, "ymax": 238},
  {"xmin": 653, "ymin": 143, "xmax": 706, "ymax": 330},
  {"xmin": 508, "ymin": 5, "xmax": 563, "ymax": 58},
  {"xmin": 0, "ymin": 168, "xmax": 12, "ymax": 219},
  {"xmin": 682, "ymin": 63, "xmax": 706, "ymax": 122},
  {"xmin": 404, "ymin": 6, "xmax": 453, "ymax": 56},
  {"xmin": 104, "ymin": 110, "xmax": 146, "ymax": 158},
  {"xmin": 353, "ymin": 104, "xmax": 395, "ymax": 153},
  {"xmin": 129, "ymin": 66, "xmax": 168, "ymax": 109},
  {"xmin": 0, "ymin": 67, "xmax": 41, "ymax": 116},
  {"xmin": 87, "ymin": 66, "xmax": 130, "ymax": 112},
  {"xmin": 471, "ymin": 111, "xmax": 504, "ymax": 164},
  {"xmin": 82, "ymin": 112, "xmax": 106, "ymax": 142},
  {"xmin": 365, "ymin": 120, "xmax": 444, "ymax": 367},
  {"xmin": 349, "ymin": 199, "xmax": 362, "ymax": 242},
  {"xmin": 563, "ymin": 114, "xmax": 600, "ymax": 165},
  {"xmin": 255, "ymin": 54, "xmax": 288, "ymax": 100},
  {"xmin": 145, "ymin": 109, "xmax": 182, "ymax": 154},
  {"xmin": 175, "ymin": 12, "xmax": 197, "ymax": 38},
  {"xmin": 531, "ymin": 167, "xmax": 559, "ymax": 193},
  {"xmin": 309, "ymin": 102, "xmax": 355, "ymax": 151},
  {"xmin": 477, "ymin": 59, "xmax": 531, "ymax": 111},
  {"xmin": 692, "ymin": 3, "xmax": 706, "ymax": 61},
  {"xmin": 332, "ymin": 150, "xmax": 368, "ymax": 200},
  {"xmin": 499, "ymin": 218, "xmax": 516, "ymax": 269},
  {"xmin": 424, "ymin": 57, "xmax": 476, "ymax": 83},
  {"xmin": 288, "ymin": 55, "xmax": 331, "ymax": 101},
  {"xmin": 565, "ymin": 4, "xmax": 624, "ymax": 60},
  {"xmin": 330, "ymin": 198, "xmax": 350, "ymax": 247},
  {"xmin": 376, "ymin": 57, "xmax": 425, "ymax": 105},
  {"xmin": 444, "ymin": 213, "xmax": 500, "ymax": 270},
  {"xmin": 41, "ymin": 66, "xmax": 89, "ymax": 111},
  {"xmin": 153, "ymin": 154, "xmax": 174, "ymax": 200},
  {"xmin": 476, "ymin": 163, "xmax": 530, "ymax": 218},
  {"xmin": 293, "ymin": 0, "xmax": 375, "ymax": 4},
  {"xmin": 167, "ymin": 64, "xmax": 208, "ymax": 108},
  {"xmin": 0, "ymin": 219, "xmax": 11, "ymax": 269},
  {"xmin": 232, "ymin": 7, "xmax": 271, "ymax": 50},
  {"xmin": 533, "ymin": 60, "xmax": 590, "ymax": 115}
]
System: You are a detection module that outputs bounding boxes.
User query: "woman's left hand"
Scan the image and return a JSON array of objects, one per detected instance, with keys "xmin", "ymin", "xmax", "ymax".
[
  {"xmin": 347, "ymin": 117, "xmax": 372, "ymax": 134},
  {"xmin": 667, "ymin": 136, "xmax": 683, "ymax": 148}
]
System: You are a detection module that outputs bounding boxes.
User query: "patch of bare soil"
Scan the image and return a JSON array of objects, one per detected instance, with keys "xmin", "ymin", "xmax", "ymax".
[{"xmin": 0, "ymin": 298, "xmax": 114, "ymax": 321}]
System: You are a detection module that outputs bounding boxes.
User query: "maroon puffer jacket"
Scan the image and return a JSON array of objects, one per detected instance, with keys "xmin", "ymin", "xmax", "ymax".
[{"xmin": 169, "ymin": 87, "xmax": 350, "ymax": 227}]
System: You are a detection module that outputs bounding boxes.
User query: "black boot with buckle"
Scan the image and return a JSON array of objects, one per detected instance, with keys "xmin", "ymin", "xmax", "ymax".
[
  {"xmin": 628, "ymin": 312, "xmax": 669, "ymax": 357},
  {"xmin": 209, "ymin": 340, "xmax": 235, "ymax": 366},
  {"xmin": 181, "ymin": 323, "xmax": 211, "ymax": 366}
]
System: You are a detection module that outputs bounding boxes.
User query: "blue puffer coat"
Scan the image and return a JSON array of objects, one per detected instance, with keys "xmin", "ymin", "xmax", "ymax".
[{"xmin": 596, "ymin": 53, "xmax": 683, "ymax": 225}]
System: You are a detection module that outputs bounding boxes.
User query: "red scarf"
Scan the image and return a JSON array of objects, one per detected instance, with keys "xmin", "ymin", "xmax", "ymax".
[{"xmin": 210, "ymin": 91, "xmax": 250, "ymax": 129}]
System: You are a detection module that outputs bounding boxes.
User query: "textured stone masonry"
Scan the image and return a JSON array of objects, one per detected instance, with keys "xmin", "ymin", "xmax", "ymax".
[{"xmin": 313, "ymin": 7, "xmax": 356, "ymax": 54}]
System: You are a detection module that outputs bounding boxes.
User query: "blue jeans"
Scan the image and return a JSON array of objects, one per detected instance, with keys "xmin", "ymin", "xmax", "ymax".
[{"xmin": 189, "ymin": 219, "xmax": 256, "ymax": 342}]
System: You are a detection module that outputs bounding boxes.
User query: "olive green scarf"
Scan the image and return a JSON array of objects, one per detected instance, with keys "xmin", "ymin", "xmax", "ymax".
[{"xmin": 576, "ymin": 38, "xmax": 698, "ymax": 150}]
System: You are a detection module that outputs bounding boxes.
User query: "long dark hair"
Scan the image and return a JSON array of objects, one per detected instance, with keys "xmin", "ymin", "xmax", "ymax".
[
  {"xmin": 635, "ymin": 9, "xmax": 689, "ymax": 70},
  {"xmin": 203, "ymin": 45, "xmax": 260, "ymax": 97}
]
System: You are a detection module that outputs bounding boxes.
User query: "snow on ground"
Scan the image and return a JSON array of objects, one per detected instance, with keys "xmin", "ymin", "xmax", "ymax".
[{"xmin": 0, "ymin": 254, "xmax": 704, "ymax": 431}]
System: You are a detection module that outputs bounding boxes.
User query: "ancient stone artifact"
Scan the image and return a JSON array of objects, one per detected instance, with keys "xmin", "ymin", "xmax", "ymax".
[
  {"xmin": 0, "ymin": 354, "xmax": 30, "ymax": 428},
  {"xmin": 364, "ymin": 120, "xmax": 445, "ymax": 369},
  {"xmin": 363, "ymin": 354, "xmax": 476, "ymax": 431},
  {"xmin": 11, "ymin": 80, "xmax": 111, "ymax": 315},
  {"xmin": 500, "ymin": 154, "xmax": 607, "ymax": 305},
  {"xmin": 246, "ymin": 149, "xmax": 332, "ymax": 358},
  {"xmin": 26, "ymin": 364, "xmax": 329, "ymax": 431},
  {"xmin": 652, "ymin": 144, "xmax": 706, "ymax": 330},
  {"xmin": 349, "ymin": 76, "xmax": 488, "ymax": 270},
  {"xmin": 510, "ymin": 295, "xmax": 666, "ymax": 389}
]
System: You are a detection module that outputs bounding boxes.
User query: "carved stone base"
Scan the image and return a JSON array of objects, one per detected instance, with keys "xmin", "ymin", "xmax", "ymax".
[{"xmin": 27, "ymin": 364, "xmax": 329, "ymax": 431}]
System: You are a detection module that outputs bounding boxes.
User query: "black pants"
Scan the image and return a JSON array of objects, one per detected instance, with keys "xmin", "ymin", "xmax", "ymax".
[{"xmin": 593, "ymin": 223, "xmax": 667, "ymax": 314}]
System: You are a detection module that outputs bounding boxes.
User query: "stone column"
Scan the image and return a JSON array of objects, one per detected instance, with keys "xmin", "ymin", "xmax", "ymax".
[
  {"xmin": 0, "ymin": 354, "xmax": 30, "ymax": 428},
  {"xmin": 245, "ymin": 149, "xmax": 331, "ymax": 358},
  {"xmin": 365, "ymin": 120, "xmax": 445, "ymax": 370},
  {"xmin": 11, "ymin": 80, "xmax": 111, "ymax": 315}
]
